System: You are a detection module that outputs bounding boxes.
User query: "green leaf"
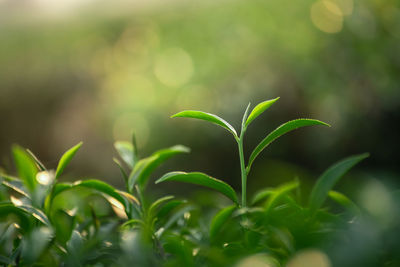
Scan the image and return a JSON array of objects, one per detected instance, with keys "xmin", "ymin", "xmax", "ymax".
[
  {"xmin": 309, "ymin": 153, "xmax": 369, "ymax": 212},
  {"xmin": 73, "ymin": 179, "xmax": 129, "ymax": 209},
  {"xmin": 156, "ymin": 199, "xmax": 187, "ymax": 220},
  {"xmin": 114, "ymin": 141, "xmax": 135, "ymax": 168},
  {"xmin": 0, "ymin": 203, "xmax": 31, "ymax": 231},
  {"xmin": 156, "ymin": 171, "xmax": 238, "ymax": 204},
  {"xmin": 113, "ymin": 158, "xmax": 128, "ymax": 182},
  {"xmin": 66, "ymin": 230, "xmax": 83, "ymax": 261},
  {"xmin": 20, "ymin": 205, "xmax": 50, "ymax": 226},
  {"xmin": 147, "ymin": 195, "xmax": 175, "ymax": 220},
  {"xmin": 251, "ymin": 188, "xmax": 274, "ymax": 205},
  {"xmin": 12, "ymin": 145, "xmax": 38, "ymax": 191},
  {"xmin": 264, "ymin": 181, "xmax": 299, "ymax": 213},
  {"xmin": 241, "ymin": 103, "xmax": 252, "ymax": 129},
  {"xmin": 26, "ymin": 149, "xmax": 46, "ymax": 171},
  {"xmin": 117, "ymin": 190, "xmax": 140, "ymax": 205},
  {"xmin": 245, "ymin": 97, "xmax": 280, "ymax": 128},
  {"xmin": 1, "ymin": 179, "xmax": 30, "ymax": 198},
  {"xmin": 328, "ymin": 190, "xmax": 361, "ymax": 216},
  {"xmin": 155, "ymin": 205, "xmax": 195, "ymax": 238},
  {"xmin": 247, "ymin": 119, "xmax": 330, "ymax": 172},
  {"xmin": 55, "ymin": 142, "xmax": 83, "ymax": 179},
  {"xmin": 21, "ymin": 226, "xmax": 53, "ymax": 264},
  {"xmin": 209, "ymin": 205, "xmax": 236, "ymax": 241},
  {"xmin": 121, "ymin": 219, "xmax": 145, "ymax": 229},
  {"xmin": 172, "ymin": 110, "xmax": 238, "ymax": 138},
  {"xmin": 46, "ymin": 180, "xmax": 130, "ymax": 213},
  {"xmin": 128, "ymin": 145, "xmax": 190, "ymax": 190},
  {"xmin": 44, "ymin": 183, "xmax": 73, "ymax": 213}
]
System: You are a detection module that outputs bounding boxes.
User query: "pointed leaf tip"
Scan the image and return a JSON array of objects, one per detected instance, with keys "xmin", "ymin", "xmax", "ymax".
[
  {"xmin": 309, "ymin": 153, "xmax": 368, "ymax": 212},
  {"xmin": 12, "ymin": 145, "xmax": 38, "ymax": 191},
  {"xmin": 247, "ymin": 119, "xmax": 329, "ymax": 172},
  {"xmin": 245, "ymin": 97, "xmax": 280, "ymax": 127},
  {"xmin": 128, "ymin": 145, "xmax": 190, "ymax": 190},
  {"xmin": 55, "ymin": 142, "xmax": 83, "ymax": 179}
]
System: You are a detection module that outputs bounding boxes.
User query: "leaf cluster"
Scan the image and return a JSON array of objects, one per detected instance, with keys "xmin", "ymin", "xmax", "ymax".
[{"xmin": 0, "ymin": 98, "xmax": 388, "ymax": 266}]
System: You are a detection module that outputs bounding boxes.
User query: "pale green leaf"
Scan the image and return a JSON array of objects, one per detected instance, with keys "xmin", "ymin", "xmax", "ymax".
[
  {"xmin": 55, "ymin": 142, "xmax": 83, "ymax": 179},
  {"xmin": 245, "ymin": 97, "xmax": 279, "ymax": 127},
  {"xmin": 172, "ymin": 110, "xmax": 238, "ymax": 138},
  {"xmin": 241, "ymin": 103, "xmax": 251, "ymax": 129}
]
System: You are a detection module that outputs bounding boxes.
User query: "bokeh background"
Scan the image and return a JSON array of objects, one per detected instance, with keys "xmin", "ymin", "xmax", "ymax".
[{"xmin": 0, "ymin": 0, "xmax": 399, "ymax": 197}]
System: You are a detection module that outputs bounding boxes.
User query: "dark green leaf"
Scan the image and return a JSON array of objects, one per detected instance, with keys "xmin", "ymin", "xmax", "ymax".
[
  {"xmin": 155, "ymin": 205, "xmax": 195, "ymax": 238},
  {"xmin": 0, "ymin": 203, "xmax": 31, "ymax": 231},
  {"xmin": 113, "ymin": 158, "xmax": 128, "ymax": 182},
  {"xmin": 156, "ymin": 171, "xmax": 238, "ymax": 204},
  {"xmin": 1, "ymin": 180, "xmax": 30, "ymax": 198},
  {"xmin": 21, "ymin": 227, "xmax": 53, "ymax": 264},
  {"xmin": 156, "ymin": 199, "xmax": 186, "ymax": 220},
  {"xmin": 247, "ymin": 119, "xmax": 330, "ymax": 172},
  {"xmin": 309, "ymin": 153, "xmax": 369, "ymax": 212},
  {"xmin": 128, "ymin": 145, "xmax": 190, "ymax": 190},
  {"xmin": 209, "ymin": 205, "xmax": 236, "ymax": 241},
  {"xmin": 12, "ymin": 145, "xmax": 38, "ymax": 191},
  {"xmin": 172, "ymin": 110, "xmax": 238, "ymax": 138},
  {"xmin": 52, "ymin": 209, "xmax": 75, "ymax": 245},
  {"xmin": 67, "ymin": 230, "xmax": 83, "ymax": 261},
  {"xmin": 55, "ymin": 142, "xmax": 83, "ymax": 179},
  {"xmin": 245, "ymin": 97, "xmax": 279, "ymax": 127}
]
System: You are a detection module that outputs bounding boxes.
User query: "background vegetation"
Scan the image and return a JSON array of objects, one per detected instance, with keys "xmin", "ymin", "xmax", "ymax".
[{"xmin": 0, "ymin": 0, "xmax": 399, "ymax": 265}]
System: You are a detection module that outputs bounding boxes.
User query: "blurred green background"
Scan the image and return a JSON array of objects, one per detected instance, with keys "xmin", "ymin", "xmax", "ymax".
[{"xmin": 0, "ymin": 0, "xmax": 399, "ymax": 194}]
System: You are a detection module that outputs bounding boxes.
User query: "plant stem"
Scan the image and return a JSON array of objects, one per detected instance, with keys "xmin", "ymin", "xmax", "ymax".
[{"xmin": 238, "ymin": 133, "xmax": 247, "ymax": 207}]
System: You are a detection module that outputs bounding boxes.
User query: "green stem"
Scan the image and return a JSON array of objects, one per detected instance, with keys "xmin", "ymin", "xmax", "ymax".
[{"xmin": 238, "ymin": 134, "xmax": 247, "ymax": 207}]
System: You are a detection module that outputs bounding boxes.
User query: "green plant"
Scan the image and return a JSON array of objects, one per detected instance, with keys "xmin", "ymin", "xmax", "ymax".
[
  {"xmin": 2, "ymin": 98, "xmax": 393, "ymax": 266},
  {"xmin": 0, "ymin": 137, "xmax": 192, "ymax": 265},
  {"xmin": 157, "ymin": 97, "xmax": 329, "ymax": 207}
]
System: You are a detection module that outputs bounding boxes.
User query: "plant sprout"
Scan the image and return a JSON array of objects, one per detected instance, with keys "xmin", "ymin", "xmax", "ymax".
[{"xmin": 157, "ymin": 97, "xmax": 330, "ymax": 207}]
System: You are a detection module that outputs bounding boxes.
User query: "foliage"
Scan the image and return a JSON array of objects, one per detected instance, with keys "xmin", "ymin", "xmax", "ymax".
[{"xmin": 0, "ymin": 98, "xmax": 398, "ymax": 266}]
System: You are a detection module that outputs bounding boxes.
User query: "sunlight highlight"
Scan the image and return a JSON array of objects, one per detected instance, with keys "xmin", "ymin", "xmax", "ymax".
[
  {"xmin": 154, "ymin": 47, "xmax": 194, "ymax": 87},
  {"xmin": 36, "ymin": 171, "xmax": 55, "ymax": 186},
  {"xmin": 311, "ymin": 0, "xmax": 344, "ymax": 33},
  {"xmin": 287, "ymin": 249, "xmax": 331, "ymax": 267}
]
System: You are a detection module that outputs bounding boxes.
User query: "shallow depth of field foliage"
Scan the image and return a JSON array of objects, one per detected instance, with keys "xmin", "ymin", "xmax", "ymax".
[
  {"xmin": 0, "ymin": 0, "xmax": 400, "ymax": 266},
  {"xmin": 1, "ymin": 98, "xmax": 399, "ymax": 266}
]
